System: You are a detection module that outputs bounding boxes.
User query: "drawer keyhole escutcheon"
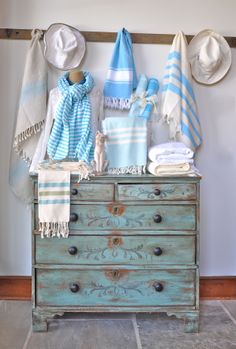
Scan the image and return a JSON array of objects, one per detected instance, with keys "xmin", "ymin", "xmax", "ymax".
[
  {"xmin": 153, "ymin": 282, "xmax": 163, "ymax": 292},
  {"xmin": 153, "ymin": 214, "xmax": 162, "ymax": 223},
  {"xmin": 68, "ymin": 246, "xmax": 78, "ymax": 255},
  {"xmin": 70, "ymin": 213, "xmax": 78, "ymax": 222},
  {"xmin": 113, "ymin": 238, "xmax": 120, "ymax": 245},
  {"xmin": 153, "ymin": 247, "xmax": 163, "ymax": 256},
  {"xmin": 69, "ymin": 283, "xmax": 80, "ymax": 293},
  {"xmin": 112, "ymin": 270, "xmax": 120, "ymax": 279}
]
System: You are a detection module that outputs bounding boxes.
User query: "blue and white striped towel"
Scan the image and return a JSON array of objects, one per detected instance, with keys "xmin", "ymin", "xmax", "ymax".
[
  {"xmin": 161, "ymin": 31, "xmax": 202, "ymax": 151},
  {"xmin": 104, "ymin": 28, "xmax": 137, "ymax": 110},
  {"xmin": 38, "ymin": 170, "xmax": 70, "ymax": 238},
  {"xmin": 102, "ymin": 117, "xmax": 147, "ymax": 174}
]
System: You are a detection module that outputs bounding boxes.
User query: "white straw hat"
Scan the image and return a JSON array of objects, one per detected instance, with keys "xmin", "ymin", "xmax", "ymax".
[
  {"xmin": 188, "ymin": 29, "xmax": 231, "ymax": 85},
  {"xmin": 44, "ymin": 23, "xmax": 86, "ymax": 71}
]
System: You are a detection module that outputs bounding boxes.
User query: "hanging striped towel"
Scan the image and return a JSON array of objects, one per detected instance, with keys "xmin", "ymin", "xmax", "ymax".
[
  {"xmin": 38, "ymin": 170, "xmax": 70, "ymax": 238},
  {"xmin": 9, "ymin": 29, "xmax": 47, "ymax": 204},
  {"xmin": 161, "ymin": 31, "xmax": 202, "ymax": 151},
  {"xmin": 102, "ymin": 117, "xmax": 147, "ymax": 174},
  {"xmin": 104, "ymin": 28, "xmax": 137, "ymax": 109}
]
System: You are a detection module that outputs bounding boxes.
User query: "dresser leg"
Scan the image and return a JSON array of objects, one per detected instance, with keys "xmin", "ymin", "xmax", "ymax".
[
  {"xmin": 184, "ymin": 312, "xmax": 199, "ymax": 333},
  {"xmin": 32, "ymin": 310, "xmax": 48, "ymax": 332}
]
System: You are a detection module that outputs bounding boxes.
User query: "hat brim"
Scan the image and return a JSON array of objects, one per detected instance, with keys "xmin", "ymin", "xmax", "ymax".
[
  {"xmin": 44, "ymin": 23, "xmax": 86, "ymax": 71},
  {"xmin": 188, "ymin": 29, "xmax": 232, "ymax": 85}
]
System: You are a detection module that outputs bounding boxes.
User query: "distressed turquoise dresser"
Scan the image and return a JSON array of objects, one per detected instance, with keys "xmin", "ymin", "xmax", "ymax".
[{"xmin": 31, "ymin": 174, "xmax": 200, "ymax": 332}]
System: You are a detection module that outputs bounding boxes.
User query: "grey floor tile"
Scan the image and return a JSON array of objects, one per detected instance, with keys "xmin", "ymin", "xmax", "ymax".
[
  {"xmin": 137, "ymin": 301, "xmax": 236, "ymax": 349},
  {"xmin": 222, "ymin": 300, "xmax": 236, "ymax": 321},
  {"xmin": 0, "ymin": 301, "xmax": 31, "ymax": 349},
  {"xmin": 25, "ymin": 319, "xmax": 138, "ymax": 349}
]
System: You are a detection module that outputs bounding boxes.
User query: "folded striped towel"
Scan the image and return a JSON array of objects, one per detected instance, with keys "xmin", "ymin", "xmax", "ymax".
[
  {"xmin": 161, "ymin": 31, "xmax": 202, "ymax": 151},
  {"xmin": 102, "ymin": 117, "xmax": 147, "ymax": 174},
  {"xmin": 104, "ymin": 28, "xmax": 137, "ymax": 110},
  {"xmin": 38, "ymin": 170, "xmax": 70, "ymax": 238}
]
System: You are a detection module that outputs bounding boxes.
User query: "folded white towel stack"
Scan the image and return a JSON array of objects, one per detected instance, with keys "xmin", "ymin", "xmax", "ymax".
[{"xmin": 148, "ymin": 142, "xmax": 199, "ymax": 176}]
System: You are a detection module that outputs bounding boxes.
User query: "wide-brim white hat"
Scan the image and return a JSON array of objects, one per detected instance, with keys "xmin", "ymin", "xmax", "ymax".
[
  {"xmin": 44, "ymin": 23, "xmax": 86, "ymax": 71},
  {"xmin": 188, "ymin": 29, "xmax": 232, "ymax": 85}
]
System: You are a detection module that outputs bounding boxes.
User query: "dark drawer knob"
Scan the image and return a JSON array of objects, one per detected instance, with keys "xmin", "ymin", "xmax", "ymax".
[
  {"xmin": 153, "ymin": 282, "xmax": 163, "ymax": 292},
  {"xmin": 69, "ymin": 283, "xmax": 80, "ymax": 293},
  {"xmin": 154, "ymin": 188, "xmax": 161, "ymax": 196},
  {"xmin": 153, "ymin": 214, "xmax": 162, "ymax": 223},
  {"xmin": 71, "ymin": 188, "xmax": 78, "ymax": 195},
  {"xmin": 70, "ymin": 213, "xmax": 78, "ymax": 222},
  {"xmin": 68, "ymin": 246, "xmax": 78, "ymax": 255},
  {"xmin": 153, "ymin": 247, "xmax": 163, "ymax": 256}
]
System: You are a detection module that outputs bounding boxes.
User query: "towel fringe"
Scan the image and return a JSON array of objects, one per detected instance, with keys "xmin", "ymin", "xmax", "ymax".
[
  {"xmin": 104, "ymin": 97, "xmax": 130, "ymax": 110},
  {"xmin": 108, "ymin": 165, "xmax": 146, "ymax": 175},
  {"xmin": 39, "ymin": 221, "xmax": 69, "ymax": 238},
  {"xmin": 13, "ymin": 120, "xmax": 45, "ymax": 164}
]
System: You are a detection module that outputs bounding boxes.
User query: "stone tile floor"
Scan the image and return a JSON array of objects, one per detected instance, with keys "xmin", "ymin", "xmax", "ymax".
[{"xmin": 0, "ymin": 300, "xmax": 236, "ymax": 349}]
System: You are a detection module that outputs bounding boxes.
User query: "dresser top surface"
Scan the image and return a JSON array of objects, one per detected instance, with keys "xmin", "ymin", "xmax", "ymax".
[{"xmin": 30, "ymin": 173, "xmax": 201, "ymax": 184}]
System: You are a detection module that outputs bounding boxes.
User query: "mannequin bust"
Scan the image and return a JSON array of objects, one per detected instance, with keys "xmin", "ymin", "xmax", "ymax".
[{"xmin": 68, "ymin": 70, "xmax": 84, "ymax": 84}]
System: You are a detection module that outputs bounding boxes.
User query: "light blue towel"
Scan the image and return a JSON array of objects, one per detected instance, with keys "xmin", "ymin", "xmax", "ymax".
[
  {"xmin": 102, "ymin": 117, "xmax": 147, "ymax": 174},
  {"xmin": 104, "ymin": 28, "xmax": 137, "ymax": 110},
  {"xmin": 140, "ymin": 78, "xmax": 159, "ymax": 120},
  {"xmin": 129, "ymin": 74, "xmax": 148, "ymax": 117}
]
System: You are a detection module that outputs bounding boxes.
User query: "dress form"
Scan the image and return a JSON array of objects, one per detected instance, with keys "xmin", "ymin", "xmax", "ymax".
[{"xmin": 68, "ymin": 70, "xmax": 84, "ymax": 84}]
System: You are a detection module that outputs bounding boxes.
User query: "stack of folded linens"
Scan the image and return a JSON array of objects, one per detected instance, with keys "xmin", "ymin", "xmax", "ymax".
[{"xmin": 148, "ymin": 142, "xmax": 199, "ymax": 176}]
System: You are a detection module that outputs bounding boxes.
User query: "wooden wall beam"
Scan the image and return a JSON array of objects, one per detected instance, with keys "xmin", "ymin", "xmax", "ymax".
[{"xmin": 1, "ymin": 28, "xmax": 236, "ymax": 47}]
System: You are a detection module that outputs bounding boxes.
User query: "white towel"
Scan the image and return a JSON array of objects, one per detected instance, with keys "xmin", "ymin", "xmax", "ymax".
[
  {"xmin": 13, "ymin": 29, "xmax": 47, "ymax": 163},
  {"xmin": 161, "ymin": 32, "xmax": 202, "ymax": 151},
  {"xmin": 38, "ymin": 170, "xmax": 70, "ymax": 238},
  {"xmin": 9, "ymin": 29, "xmax": 48, "ymax": 203},
  {"xmin": 148, "ymin": 142, "xmax": 194, "ymax": 162}
]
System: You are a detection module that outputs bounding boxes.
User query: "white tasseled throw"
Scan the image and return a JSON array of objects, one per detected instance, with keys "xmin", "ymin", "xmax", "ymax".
[{"xmin": 38, "ymin": 170, "xmax": 70, "ymax": 238}]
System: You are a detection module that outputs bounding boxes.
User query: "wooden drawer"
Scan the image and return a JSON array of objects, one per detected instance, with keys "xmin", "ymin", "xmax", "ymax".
[
  {"xmin": 34, "ymin": 182, "xmax": 114, "ymax": 201},
  {"xmin": 36, "ymin": 268, "xmax": 196, "ymax": 307},
  {"xmin": 117, "ymin": 183, "xmax": 197, "ymax": 201},
  {"xmin": 35, "ymin": 235, "xmax": 196, "ymax": 265},
  {"xmin": 68, "ymin": 204, "xmax": 196, "ymax": 230}
]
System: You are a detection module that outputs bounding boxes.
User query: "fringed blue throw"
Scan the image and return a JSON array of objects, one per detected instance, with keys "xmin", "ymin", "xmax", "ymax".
[
  {"xmin": 102, "ymin": 117, "xmax": 147, "ymax": 174},
  {"xmin": 47, "ymin": 72, "xmax": 94, "ymax": 163},
  {"xmin": 104, "ymin": 28, "xmax": 137, "ymax": 110}
]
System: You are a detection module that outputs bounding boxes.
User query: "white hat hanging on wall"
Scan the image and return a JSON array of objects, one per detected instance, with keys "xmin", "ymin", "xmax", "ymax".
[
  {"xmin": 43, "ymin": 23, "xmax": 86, "ymax": 70},
  {"xmin": 188, "ymin": 29, "xmax": 232, "ymax": 85}
]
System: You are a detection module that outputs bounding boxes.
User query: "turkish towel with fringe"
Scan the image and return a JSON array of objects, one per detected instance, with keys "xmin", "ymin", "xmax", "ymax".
[
  {"xmin": 38, "ymin": 170, "xmax": 70, "ymax": 238},
  {"xmin": 161, "ymin": 31, "xmax": 202, "ymax": 151},
  {"xmin": 13, "ymin": 29, "xmax": 47, "ymax": 163},
  {"xmin": 102, "ymin": 117, "xmax": 147, "ymax": 174},
  {"xmin": 9, "ymin": 29, "xmax": 47, "ymax": 204},
  {"xmin": 103, "ymin": 28, "xmax": 137, "ymax": 110}
]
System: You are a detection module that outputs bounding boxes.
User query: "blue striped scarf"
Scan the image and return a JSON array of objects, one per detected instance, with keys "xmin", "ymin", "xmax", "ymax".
[{"xmin": 47, "ymin": 72, "xmax": 94, "ymax": 163}]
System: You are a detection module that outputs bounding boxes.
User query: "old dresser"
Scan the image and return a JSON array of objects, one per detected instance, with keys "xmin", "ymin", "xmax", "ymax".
[{"xmin": 31, "ymin": 174, "xmax": 200, "ymax": 332}]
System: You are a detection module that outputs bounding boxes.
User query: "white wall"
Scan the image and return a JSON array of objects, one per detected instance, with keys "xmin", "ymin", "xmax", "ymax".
[{"xmin": 0, "ymin": 0, "xmax": 236, "ymax": 276}]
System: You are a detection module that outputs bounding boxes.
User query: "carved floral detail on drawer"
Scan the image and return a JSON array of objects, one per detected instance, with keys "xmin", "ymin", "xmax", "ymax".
[
  {"xmin": 129, "ymin": 187, "xmax": 175, "ymax": 199},
  {"xmin": 85, "ymin": 281, "xmax": 144, "ymax": 297},
  {"xmin": 77, "ymin": 244, "xmax": 147, "ymax": 261},
  {"xmin": 84, "ymin": 212, "xmax": 146, "ymax": 228}
]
